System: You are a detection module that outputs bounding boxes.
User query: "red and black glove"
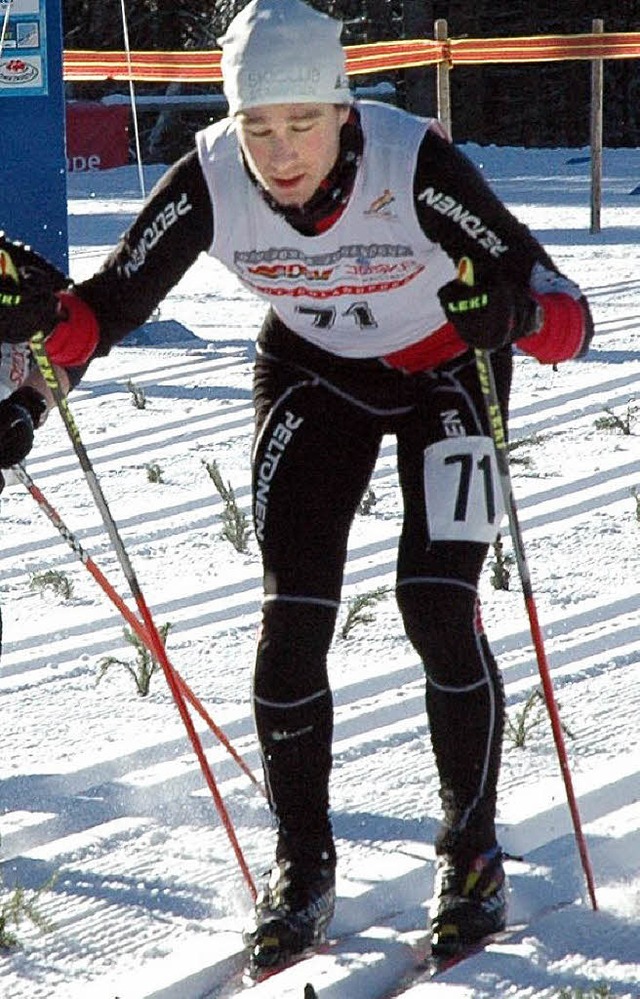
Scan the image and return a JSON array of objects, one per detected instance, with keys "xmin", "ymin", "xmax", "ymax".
[
  {"xmin": 0, "ymin": 233, "xmax": 66, "ymax": 344},
  {"xmin": 0, "ymin": 385, "xmax": 47, "ymax": 468},
  {"xmin": 0, "ymin": 233, "xmax": 99, "ymax": 366},
  {"xmin": 438, "ymin": 275, "xmax": 542, "ymax": 351}
]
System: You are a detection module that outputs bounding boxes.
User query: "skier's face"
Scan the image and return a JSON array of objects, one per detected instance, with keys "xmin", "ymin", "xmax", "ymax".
[{"xmin": 236, "ymin": 102, "xmax": 351, "ymax": 209}]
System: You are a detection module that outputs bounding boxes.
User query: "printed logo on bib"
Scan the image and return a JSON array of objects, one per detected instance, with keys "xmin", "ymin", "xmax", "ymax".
[
  {"xmin": 424, "ymin": 436, "xmax": 504, "ymax": 542},
  {"xmin": 234, "ymin": 244, "xmax": 424, "ymax": 300}
]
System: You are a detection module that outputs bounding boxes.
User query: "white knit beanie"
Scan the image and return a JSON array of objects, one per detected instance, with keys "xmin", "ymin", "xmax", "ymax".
[{"xmin": 219, "ymin": 0, "xmax": 352, "ymax": 115}]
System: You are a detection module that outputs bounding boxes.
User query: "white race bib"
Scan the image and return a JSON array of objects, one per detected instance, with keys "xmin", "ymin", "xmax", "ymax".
[{"xmin": 424, "ymin": 436, "xmax": 504, "ymax": 542}]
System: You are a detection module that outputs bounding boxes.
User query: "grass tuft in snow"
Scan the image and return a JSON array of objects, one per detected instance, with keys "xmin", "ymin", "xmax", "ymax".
[
  {"xmin": 340, "ymin": 586, "xmax": 390, "ymax": 639},
  {"xmin": 0, "ymin": 862, "xmax": 57, "ymax": 950},
  {"xmin": 506, "ymin": 688, "xmax": 575, "ymax": 749},
  {"xmin": 489, "ymin": 533, "xmax": 514, "ymax": 591},
  {"xmin": 96, "ymin": 622, "xmax": 172, "ymax": 696},
  {"xmin": 358, "ymin": 486, "xmax": 378, "ymax": 515},
  {"xmin": 29, "ymin": 569, "xmax": 74, "ymax": 601},
  {"xmin": 203, "ymin": 457, "xmax": 251, "ymax": 553},
  {"xmin": 145, "ymin": 461, "xmax": 164, "ymax": 483},
  {"xmin": 594, "ymin": 402, "xmax": 637, "ymax": 435},
  {"xmin": 126, "ymin": 379, "xmax": 147, "ymax": 409}
]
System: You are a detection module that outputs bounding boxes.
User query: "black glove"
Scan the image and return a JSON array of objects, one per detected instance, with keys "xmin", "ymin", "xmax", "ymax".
[
  {"xmin": 438, "ymin": 276, "xmax": 542, "ymax": 351},
  {"xmin": 0, "ymin": 386, "xmax": 47, "ymax": 467},
  {"xmin": 0, "ymin": 233, "xmax": 69, "ymax": 345}
]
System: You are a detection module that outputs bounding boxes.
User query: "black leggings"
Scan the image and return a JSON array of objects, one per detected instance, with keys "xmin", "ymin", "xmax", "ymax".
[{"xmin": 251, "ymin": 315, "xmax": 512, "ymax": 864}]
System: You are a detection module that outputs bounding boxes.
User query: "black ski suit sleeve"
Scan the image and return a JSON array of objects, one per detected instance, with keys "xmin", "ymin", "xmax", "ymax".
[
  {"xmin": 412, "ymin": 128, "xmax": 556, "ymax": 285},
  {"xmin": 412, "ymin": 127, "xmax": 593, "ymax": 362},
  {"xmin": 74, "ymin": 148, "xmax": 214, "ymax": 356}
]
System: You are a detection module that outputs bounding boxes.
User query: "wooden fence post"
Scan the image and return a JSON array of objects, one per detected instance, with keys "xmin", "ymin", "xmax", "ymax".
[
  {"xmin": 590, "ymin": 18, "xmax": 604, "ymax": 234},
  {"xmin": 435, "ymin": 18, "xmax": 451, "ymax": 138}
]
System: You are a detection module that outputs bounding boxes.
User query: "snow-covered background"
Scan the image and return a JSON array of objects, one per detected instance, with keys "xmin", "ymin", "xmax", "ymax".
[{"xmin": 1, "ymin": 140, "xmax": 640, "ymax": 998}]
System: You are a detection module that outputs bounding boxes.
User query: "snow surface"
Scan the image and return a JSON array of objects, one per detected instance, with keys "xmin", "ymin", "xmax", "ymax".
[{"xmin": 2, "ymin": 143, "xmax": 640, "ymax": 998}]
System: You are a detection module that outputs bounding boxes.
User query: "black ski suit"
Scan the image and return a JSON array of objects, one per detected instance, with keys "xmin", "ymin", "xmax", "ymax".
[{"xmin": 72, "ymin": 102, "xmax": 592, "ymax": 869}]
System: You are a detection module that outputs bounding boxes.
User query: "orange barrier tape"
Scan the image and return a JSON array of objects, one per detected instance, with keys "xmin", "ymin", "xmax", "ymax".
[
  {"xmin": 62, "ymin": 32, "xmax": 640, "ymax": 83},
  {"xmin": 345, "ymin": 40, "xmax": 444, "ymax": 73},
  {"xmin": 63, "ymin": 49, "xmax": 222, "ymax": 82},
  {"xmin": 451, "ymin": 32, "xmax": 640, "ymax": 64}
]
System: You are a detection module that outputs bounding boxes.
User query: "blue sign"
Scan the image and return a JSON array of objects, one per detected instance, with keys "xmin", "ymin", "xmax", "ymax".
[
  {"xmin": 0, "ymin": 0, "xmax": 68, "ymax": 270},
  {"xmin": 0, "ymin": 0, "xmax": 47, "ymax": 95}
]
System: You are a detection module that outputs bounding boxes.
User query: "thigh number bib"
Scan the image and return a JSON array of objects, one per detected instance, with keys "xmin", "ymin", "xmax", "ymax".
[{"xmin": 424, "ymin": 436, "xmax": 504, "ymax": 542}]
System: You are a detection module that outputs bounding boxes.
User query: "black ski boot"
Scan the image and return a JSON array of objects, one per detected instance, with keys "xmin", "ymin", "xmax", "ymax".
[
  {"xmin": 243, "ymin": 851, "xmax": 336, "ymax": 979},
  {"xmin": 430, "ymin": 844, "xmax": 507, "ymax": 956}
]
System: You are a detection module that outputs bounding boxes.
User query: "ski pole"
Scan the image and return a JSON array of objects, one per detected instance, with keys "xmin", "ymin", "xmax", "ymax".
[
  {"xmin": 11, "ymin": 461, "xmax": 264, "ymax": 796},
  {"xmin": 29, "ymin": 333, "xmax": 257, "ymax": 900},
  {"xmin": 459, "ymin": 257, "xmax": 598, "ymax": 911}
]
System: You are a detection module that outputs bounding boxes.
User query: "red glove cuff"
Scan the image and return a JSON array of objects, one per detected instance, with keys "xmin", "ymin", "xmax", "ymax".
[
  {"xmin": 45, "ymin": 291, "xmax": 99, "ymax": 367},
  {"xmin": 516, "ymin": 293, "xmax": 588, "ymax": 364}
]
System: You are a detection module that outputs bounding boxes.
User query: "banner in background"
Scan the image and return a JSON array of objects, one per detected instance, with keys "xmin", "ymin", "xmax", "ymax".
[{"xmin": 65, "ymin": 102, "xmax": 130, "ymax": 172}]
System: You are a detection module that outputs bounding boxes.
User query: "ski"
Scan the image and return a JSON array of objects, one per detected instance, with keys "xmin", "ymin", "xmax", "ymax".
[
  {"xmin": 289, "ymin": 929, "xmax": 512, "ymax": 999},
  {"xmin": 244, "ymin": 941, "xmax": 330, "ymax": 986},
  {"xmin": 214, "ymin": 938, "xmax": 331, "ymax": 996},
  {"xmin": 384, "ymin": 925, "xmax": 524, "ymax": 997},
  {"xmin": 382, "ymin": 898, "xmax": 576, "ymax": 997},
  {"xmin": 298, "ymin": 899, "xmax": 577, "ymax": 999},
  {"xmin": 214, "ymin": 897, "xmax": 576, "ymax": 996}
]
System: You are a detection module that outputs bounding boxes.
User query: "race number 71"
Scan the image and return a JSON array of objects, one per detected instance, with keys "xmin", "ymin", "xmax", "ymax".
[{"xmin": 423, "ymin": 436, "xmax": 505, "ymax": 542}]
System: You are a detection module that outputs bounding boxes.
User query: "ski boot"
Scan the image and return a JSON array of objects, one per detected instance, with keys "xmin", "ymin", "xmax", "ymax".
[
  {"xmin": 243, "ymin": 853, "xmax": 336, "ymax": 979},
  {"xmin": 430, "ymin": 844, "xmax": 507, "ymax": 957}
]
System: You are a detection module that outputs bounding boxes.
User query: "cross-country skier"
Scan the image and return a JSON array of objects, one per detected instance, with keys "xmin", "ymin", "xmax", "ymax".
[
  {"xmin": 0, "ymin": 0, "xmax": 593, "ymax": 974},
  {"xmin": 0, "ymin": 242, "xmax": 98, "ymax": 664}
]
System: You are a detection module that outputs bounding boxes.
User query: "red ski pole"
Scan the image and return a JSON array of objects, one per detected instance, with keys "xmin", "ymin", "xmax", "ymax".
[
  {"xmin": 459, "ymin": 257, "xmax": 597, "ymax": 910},
  {"xmin": 12, "ymin": 462, "xmax": 264, "ymax": 797},
  {"xmin": 29, "ymin": 332, "xmax": 257, "ymax": 900}
]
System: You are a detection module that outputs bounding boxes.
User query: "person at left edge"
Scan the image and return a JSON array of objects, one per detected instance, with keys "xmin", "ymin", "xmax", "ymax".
[
  {"xmin": 0, "ymin": 237, "xmax": 100, "ymax": 665},
  {"xmin": 0, "ymin": 236, "xmax": 100, "ymax": 484}
]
